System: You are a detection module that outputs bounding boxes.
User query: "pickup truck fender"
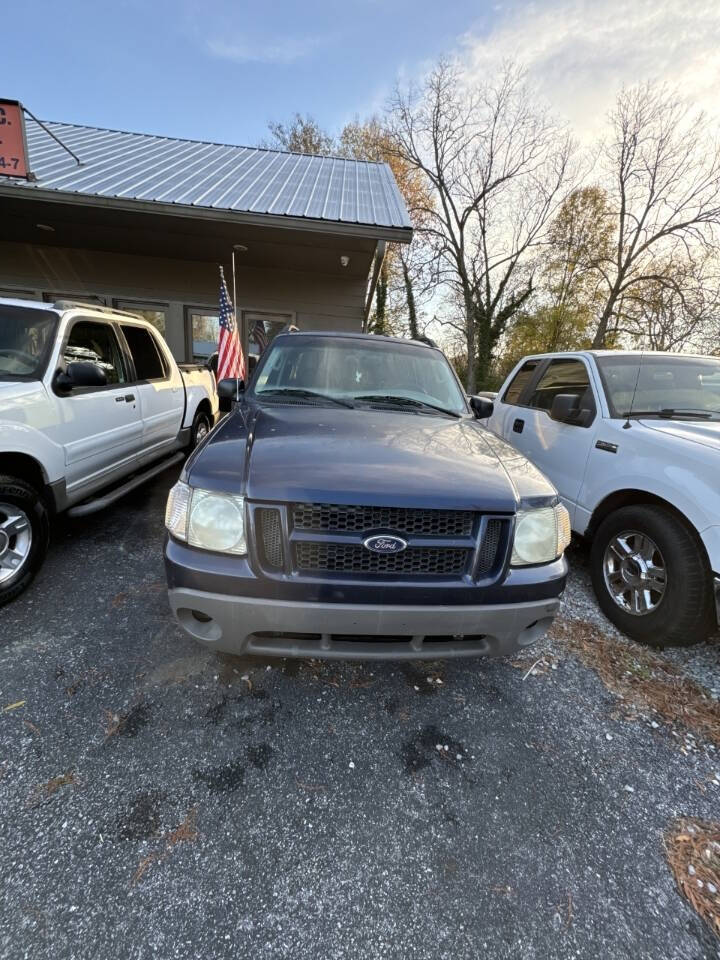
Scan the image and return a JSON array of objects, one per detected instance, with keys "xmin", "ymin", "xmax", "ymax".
[
  {"xmin": 0, "ymin": 428, "xmax": 64, "ymax": 480},
  {"xmin": 0, "ymin": 381, "xmax": 65, "ymax": 488},
  {"xmin": 578, "ymin": 464, "xmax": 720, "ymax": 572}
]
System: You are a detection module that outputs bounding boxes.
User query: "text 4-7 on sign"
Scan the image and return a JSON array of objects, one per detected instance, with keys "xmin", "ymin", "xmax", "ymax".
[{"xmin": 0, "ymin": 99, "xmax": 30, "ymax": 179}]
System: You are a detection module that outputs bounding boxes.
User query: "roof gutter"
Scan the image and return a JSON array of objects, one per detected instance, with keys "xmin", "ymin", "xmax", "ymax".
[
  {"xmin": 363, "ymin": 240, "xmax": 387, "ymax": 328},
  {"xmin": 0, "ymin": 184, "xmax": 413, "ymax": 244}
]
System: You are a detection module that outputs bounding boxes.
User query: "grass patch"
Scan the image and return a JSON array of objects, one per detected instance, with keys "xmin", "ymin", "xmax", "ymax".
[
  {"xmin": 665, "ymin": 818, "xmax": 720, "ymax": 937},
  {"xmin": 553, "ymin": 619, "xmax": 720, "ymax": 746}
]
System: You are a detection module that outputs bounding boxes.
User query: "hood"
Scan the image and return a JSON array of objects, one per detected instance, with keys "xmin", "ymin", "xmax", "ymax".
[
  {"xmin": 0, "ymin": 380, "xmax": 47, "ymax": 422},
  {"xmin": 641, "ymin": 418, "xmax": 720, "ymax": 454},
  {"xmin": 190, "ymin": 405, "xmax": 540, "ymax": 512}
]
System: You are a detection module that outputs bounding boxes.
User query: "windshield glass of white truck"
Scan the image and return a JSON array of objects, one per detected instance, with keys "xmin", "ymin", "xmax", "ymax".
[
  {"xmin": 0, "ymin": 306, "xmax": 58, "ymax": 379},
  {"xmin": 597, "ymin": 354, "xmax": 720, "ymax": 420}
]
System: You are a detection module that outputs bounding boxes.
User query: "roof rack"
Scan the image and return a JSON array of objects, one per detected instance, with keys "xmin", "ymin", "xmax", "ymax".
[{"xmin": 53, "ymin": 299, "xmax": 143, "ymax": 320}]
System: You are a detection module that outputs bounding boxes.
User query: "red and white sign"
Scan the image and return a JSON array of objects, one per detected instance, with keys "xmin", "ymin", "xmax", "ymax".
[{"xmin": 0, "ymin": 99, "xmax": 30, "ymax": 179}]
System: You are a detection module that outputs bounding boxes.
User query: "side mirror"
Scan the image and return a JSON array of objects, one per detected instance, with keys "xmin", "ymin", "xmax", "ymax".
[
  {"xmin": 550, "ymin": 393, "xmax": 591, "ymax": 425},
  {"xmin": 206, "ymin": 352, "xmax": 218, "ymax": 374},
  {"xmin": 54, "ymin": 361, "xmax": 108, "ymax": 393},
  {"xmin": 217, "ymin": 377, "xmax": 244, "ymax": 412},
  {"xmin": 218, "ymin": 378, "xmax": 244, "ymax": 399},
  {"xmin": 469, "ymin": 395, "xmax": 494, "ymax": 419}
]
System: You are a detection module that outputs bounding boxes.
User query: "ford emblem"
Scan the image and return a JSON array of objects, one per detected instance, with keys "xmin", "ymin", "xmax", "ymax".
[{"xmin": 363, "ymin": 534, "xmax": 408, "ymax": 554}]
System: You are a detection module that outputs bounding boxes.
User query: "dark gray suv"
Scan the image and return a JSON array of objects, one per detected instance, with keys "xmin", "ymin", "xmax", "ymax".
[{"xmin": 164, "ymin": 332, "xmax": 569, "ymax": 660}]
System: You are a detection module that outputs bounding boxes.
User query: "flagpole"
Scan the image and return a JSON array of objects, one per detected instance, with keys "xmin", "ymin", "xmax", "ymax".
[
  {"xmin": 231, "ymin": 248, "xmax": 238, "ymax": 358},
  {"xmin": 232, "ymin": 243, "xmax": 249, "ymax": 381}
]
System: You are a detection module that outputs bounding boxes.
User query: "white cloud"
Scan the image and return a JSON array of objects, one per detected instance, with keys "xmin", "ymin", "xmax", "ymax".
[
  {"xmin": 207, "ymin": 34, "xmax": 326, "ymax": 65},
  {"xmin": 458, "ymin": 0, "xmax": 720, "ymax": 138}
]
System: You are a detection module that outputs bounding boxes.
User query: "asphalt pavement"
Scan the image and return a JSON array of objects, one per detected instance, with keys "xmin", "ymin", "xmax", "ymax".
[{"xmin": 1, "ymin": 465, "xmax": 719, "ymax": 960}]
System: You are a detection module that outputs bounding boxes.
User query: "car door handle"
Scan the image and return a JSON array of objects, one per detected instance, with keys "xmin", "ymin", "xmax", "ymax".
[
  {"xmin": 124, "ymin": 394, "xmax": 136, "ymax": 402},
  {"xmin": 513, "ymin": 418, "xmax": 525, "ymax": 434},
  {"xmin": 115, "ymin": 396, "xmax": 125, "ymax": 402}
]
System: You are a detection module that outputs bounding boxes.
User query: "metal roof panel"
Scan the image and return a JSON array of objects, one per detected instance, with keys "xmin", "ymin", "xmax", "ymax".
[{"xmin": 3, "ymin": 119, "xmax": 412, "ymax": 232}]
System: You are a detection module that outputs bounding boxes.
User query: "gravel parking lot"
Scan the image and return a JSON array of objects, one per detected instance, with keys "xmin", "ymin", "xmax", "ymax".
[{"xmin": 2, "ymin": 466, "xmax": 720, "ymax": 960}]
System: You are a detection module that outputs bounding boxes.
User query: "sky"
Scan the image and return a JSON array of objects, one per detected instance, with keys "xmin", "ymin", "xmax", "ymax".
[{"xmin": 5, "ymin": 0, "xmax": 720, "ymax": 149}]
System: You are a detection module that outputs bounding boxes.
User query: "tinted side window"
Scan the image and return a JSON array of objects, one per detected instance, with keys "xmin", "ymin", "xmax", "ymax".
[
  {"xmin": 121, "ymin": 325, "xmax": 166, "ymax": 380},
  {"xmin": 503, "ymin": 359, "xmax": 540, "ymax": 404},
  {"xmin": 65, "ymin": 321, "xmax": 126, "ymax": 385},
  {"xmin": 526, "ymin": 358, "xmax": 592, "ymax": 412}
]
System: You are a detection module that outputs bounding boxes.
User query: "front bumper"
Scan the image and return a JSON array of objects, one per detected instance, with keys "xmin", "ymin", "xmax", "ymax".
[{"xmin": 167, "ymin": 588, "xmax": 562, "ymax": 660}]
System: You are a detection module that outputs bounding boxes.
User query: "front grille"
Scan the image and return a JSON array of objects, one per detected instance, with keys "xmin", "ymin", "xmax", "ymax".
[
  {"xmin": 294, "ymin": 542, "xmax": 470, "ymax": 577},
  {"xmin": 257, "ymin": 508, "xmax": 284, "ymax": 569},
  {"xmin": 292, "ymin": 503, "xmax": 474, "ymax": 537},
  {"xmin": 476, "ymin": 518, "xmax": 504, "ymax": 575}
]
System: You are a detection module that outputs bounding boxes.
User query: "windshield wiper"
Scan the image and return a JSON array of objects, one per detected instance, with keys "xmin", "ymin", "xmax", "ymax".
[
  {"xmin": 257, "ymin": 388, "xmax": 354, "ymax": 409},
  {"xmin": 354, "ymin": 394, "xmax": 461, "ymax": 419},
  {"xmin": 622, "ymin": 408, "xmax": 716, "ymax": 420}
]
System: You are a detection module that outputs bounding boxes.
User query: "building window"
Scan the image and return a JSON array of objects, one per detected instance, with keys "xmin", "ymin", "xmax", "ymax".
[
  {"xmin": 184, "ymin": 307, "xmax": 293, "ymax": 365},
  {"xmin": 114, "ymin": 300, "xmax": 167, "ymax": 337},
  {"xmin": 186, "ymin": 309, "xmax": 220, "ymax": 363},
  {"xmin": 245, "ymin": 311, "xmax": 292, "ymax": 361},
  {"xmin": 0, "ymin": 288, "xmax": 41, "ymax": 301}
]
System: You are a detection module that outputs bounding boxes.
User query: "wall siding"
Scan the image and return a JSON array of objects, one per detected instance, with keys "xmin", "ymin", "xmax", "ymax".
[{"xmin": 0, "ymin": 241, "xmax": 367, "ymax": 359}]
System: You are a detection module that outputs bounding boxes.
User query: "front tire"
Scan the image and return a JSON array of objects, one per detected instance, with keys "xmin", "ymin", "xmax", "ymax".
[
  {"xmin": 0, "ymin": 475, "xmax": 50, "ymax": 608},
  {"xmin": 590, "ymin": 504, "xmax": 714, "ymax": 648}
]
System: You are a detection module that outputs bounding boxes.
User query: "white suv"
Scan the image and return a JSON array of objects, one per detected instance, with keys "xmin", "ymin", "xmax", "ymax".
[
  {"xmin": 0, "ymin": 298, "xmax": 218, "ymax": 605},
  {"xmin": 486, "ymin": 350, "xmax": 720, "ymax": 647}
]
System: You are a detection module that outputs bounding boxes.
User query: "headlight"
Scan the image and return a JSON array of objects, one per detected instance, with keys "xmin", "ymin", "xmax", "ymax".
[
  {"xmin": 511, "ymin": 503, "xmax": 571, "ymax": 566},
  {"xmin": 165, "ymin": 482, "xmax": 246, "ymax": 555}
]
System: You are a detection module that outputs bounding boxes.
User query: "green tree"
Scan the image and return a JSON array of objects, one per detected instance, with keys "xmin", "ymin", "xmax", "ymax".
[
  {"xmin": 262, "ymin": 113, "xmax": 336, "ymax": 154},
  {"xmin": 339, "ymin": 118, "xmax": 434, "ymax": 338},
  {"xmin": 499, "ymin": 186, "xmax": 613, "ymax": 374}
]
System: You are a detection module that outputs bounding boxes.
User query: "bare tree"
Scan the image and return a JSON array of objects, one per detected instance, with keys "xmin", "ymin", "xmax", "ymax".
[
  {"xmin": 611, "ymin": 252, "xmax": 720, "ymax": 351},
  {"xmin": 389, "ymin": 59, "xmax": 573, "ymax": 390},
  {"xmin": 592, "ymin": 83, "xmax": 720, "ymax": 347},
  {"xmin": 338, "ymin": 117, "xmax": 436, "ymax": 337}
]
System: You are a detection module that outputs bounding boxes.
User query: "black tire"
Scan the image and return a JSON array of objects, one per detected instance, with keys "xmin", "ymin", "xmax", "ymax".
[
  {"xmin": 0, "ymin": 475, "xmax": 50, "ymax": 608},
  {"xmin": 189, "ymin": 410, "xmax": 211, "ymax": 450},
  {"xmin": 590, "ymin": 504, "xmax": 714, "ymax": 648}
]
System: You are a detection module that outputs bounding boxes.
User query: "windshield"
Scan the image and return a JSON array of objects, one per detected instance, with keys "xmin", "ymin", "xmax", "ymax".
[
  {"xmin": 251, "ymin": 335, "xmax": 468, "ymax": 415},
  {"xmin": 596, "ymin": 354, "xmax": 720, "ymax": 419},
  {"xmin": 0, "ymin": 305, "xmax": 59, "ymax": 380}
]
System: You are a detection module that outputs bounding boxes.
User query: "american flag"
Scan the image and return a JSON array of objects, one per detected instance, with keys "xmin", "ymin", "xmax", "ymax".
[{"xmin": 217, "ymin": 268, "xmax": 245, "ymax": 382}]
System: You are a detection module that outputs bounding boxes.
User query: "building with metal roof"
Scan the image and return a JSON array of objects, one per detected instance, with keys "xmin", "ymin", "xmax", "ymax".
[{"xmin": 0, "ymin": 110, "xmax": 412, "ymax": 363}]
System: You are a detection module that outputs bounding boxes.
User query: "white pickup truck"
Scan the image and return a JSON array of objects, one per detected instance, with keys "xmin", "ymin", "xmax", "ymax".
[
  {"xmin": 0, "ymin": 297, "xmax": 219, "ymax": 605},
  {"xmin": 486, "ymin": 350, "xmax": 720, "ymax": 647}
]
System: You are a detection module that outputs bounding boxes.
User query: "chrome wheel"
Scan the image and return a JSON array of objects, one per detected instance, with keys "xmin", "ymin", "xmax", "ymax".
[
  {"xmin": 603, "ymin": 529, "xmax": 666, "ymax": 616},
  {"xmin": 194, "ymin": 418, "xmax": 209, "ymax": 446},
  {"xmin": 0, "ymin": 503, "xmax": 33, "ymax": 585}
]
